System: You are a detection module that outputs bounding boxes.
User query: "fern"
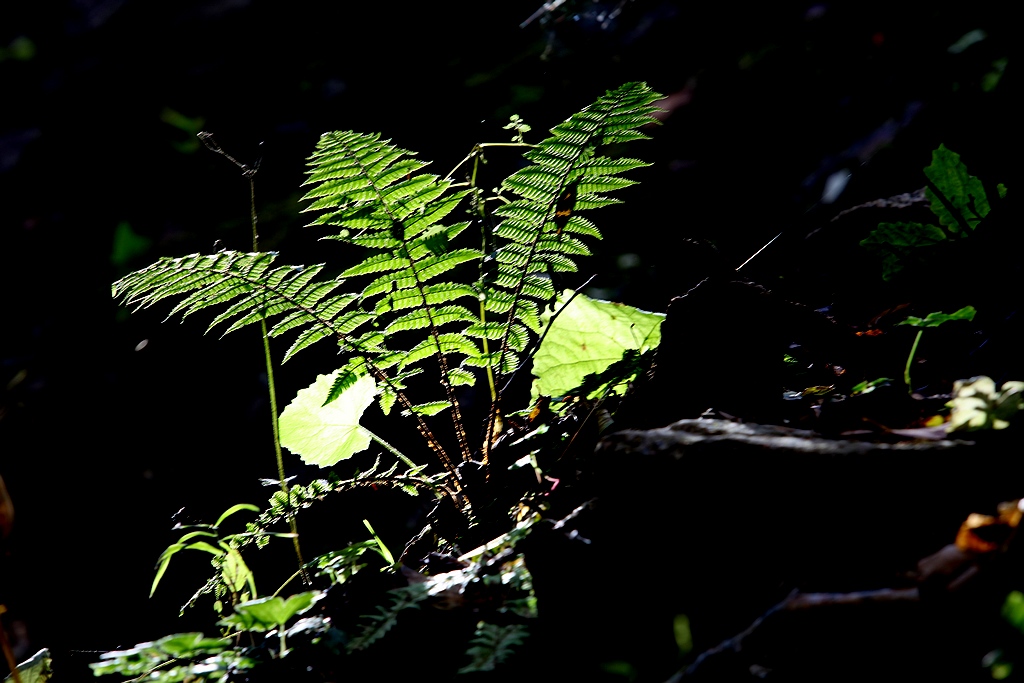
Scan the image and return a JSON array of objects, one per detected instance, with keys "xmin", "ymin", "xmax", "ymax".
[
  {"xmin": 112, "ymin": 252, "xmax": 368, "ymax": 362},
  {"xmin": 458, "ymin": 622, "xmax": 529, "ymax": 674},
  {"xmin": 345, "ymin": 584, "xmax": 430, "ymax": 652},
  {"xmin": 478, "ymin": 82, "xmax": 661, "ymax": 452},
  {"xmin": 256, "ymin": 458, "xmax": 444, "ymax": 526},
  {"xmin": 301, "ymin": 130, "xmax": 479, "ymax": 464},
  {"xmin": 112, "ymin": 82, "xmax": 661, "ymax": 501},
  {"xmin": 113, "ymin": 250, "xmax": 463, "ymax": 485},
  {"xmin": 102, "ymin": 82, "xmax": 667, "ymax": 683},
  {"xmin": 301, "ymin": 83, "xmax": 660, "ymax": 451}
]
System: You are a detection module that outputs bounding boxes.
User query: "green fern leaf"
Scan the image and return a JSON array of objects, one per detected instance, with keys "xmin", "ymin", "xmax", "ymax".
[
  {"xmin": 459, "ymin": 622, "xmax": 529, "ymax": 674},
  {"xmin": 346, "ymin": 585, "xmax": 430, "ymax": 652},
  {"xmin": 406, "ymin": 401, "xmax": 451, "ymax": 417},
  {"xmin": 112, "ymin": 252, "xmax": 370, "ymax": 362},
  {"xmin": 401, "ymin": 334, "xmax": 481, "ymax": 370},
  {"xmin": 479, "ymin": 82, "xmax": 660, "ymax": 380},
  {"xmin": 301, "ymin": 131, "xmax": 490, "ymax": 465},
  {"xmin": 373, "ymin": 283, "xmax": 477, "ymax": 315},
  {"xmin": 324, "ymin": 357, "xmax": 370, "ymax": 406},
  {"xmin": 385, "ymin": 305, "xmax": 477, "ymax": 333}
]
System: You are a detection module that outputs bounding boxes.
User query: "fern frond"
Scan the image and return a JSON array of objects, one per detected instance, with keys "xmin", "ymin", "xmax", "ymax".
[
  {"xmin": 247, "ymin": 457, "xmax": 446, "ymax": 536},
  {"xmin": 302, "ymin": 131, "xmax": 487, "ymax": 464},
  {"xmin": 113, "ymin": 251, "xmax": 368, "ymax": 362},
  {"xmin": 458, "ymin": 622, "xmax": 529, "ymax": 674},
  {"xmin": 113, "ymin": 249, "xmax": 463, "ymax": 485},
  {"xmin": 346, "ymin": 584, "xmax": 430, "ymax": 652},
  {"xmin": 484, "ymin": 82, "xmax": 661, "ymax": 381}
]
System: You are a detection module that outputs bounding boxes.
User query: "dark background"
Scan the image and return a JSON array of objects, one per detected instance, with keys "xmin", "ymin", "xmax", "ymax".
[{"xmin": 1, "ymin": 0, "xmax": 1019, "ymax": 677}]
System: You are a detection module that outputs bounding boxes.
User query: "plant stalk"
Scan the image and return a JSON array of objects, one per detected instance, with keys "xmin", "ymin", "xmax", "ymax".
[
  {"xmin": 364, "ymin": 429, "xmax": 419, "ymax": 470},
  {"xmin": 904, "ymin": 329, "xmax": 923, "ymax": 394},
  {"xmin": 248, "ymin": 174, "xmax": 308, "ymax": 583},
  {"xmin": 199, "ymin": 134, "xmax": 308, "ymax": 572},
  {"xmin": 472, "ymin": 153, "xmax": 499, "ymax": 406}
]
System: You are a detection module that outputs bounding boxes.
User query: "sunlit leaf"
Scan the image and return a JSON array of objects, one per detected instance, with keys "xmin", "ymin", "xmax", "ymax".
[
  {"xmin": 226, "ymin": 592, "xmax": 320, "ymax": 631},
  {"xmin": 4, "ymin": 649, "xmax": 52, "ymax": 683},
  {"xmin": 532, "ymin": 291, "xmax": 664, "ymax": 398},
  {"xmin": 280, "ymin": 371, "xmax": 376, "ymax": 467}
]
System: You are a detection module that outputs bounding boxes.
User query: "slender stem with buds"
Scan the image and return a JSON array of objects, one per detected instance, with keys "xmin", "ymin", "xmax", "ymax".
[{"xmin": 200, "ymin": 132, "xmax": 308, "ymax": 583}]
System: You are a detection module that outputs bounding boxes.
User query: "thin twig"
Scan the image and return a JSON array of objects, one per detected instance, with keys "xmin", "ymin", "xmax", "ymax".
[{"xmin": 669, "ymin": 587, "xmax": 920, "ymax": 680}]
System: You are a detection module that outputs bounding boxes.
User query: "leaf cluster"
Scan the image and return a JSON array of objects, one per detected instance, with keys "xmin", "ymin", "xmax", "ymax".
[
  {"xmin": 860, "ymin": 144, "xmax": 1006, "ymax": 280},
  {"xmin": 111, "ymin": 82, "xmax": 664, "ymax": 489},
  {"xmin": 103, "ymin": 82, "xmax": 665, "ymax": 681}
]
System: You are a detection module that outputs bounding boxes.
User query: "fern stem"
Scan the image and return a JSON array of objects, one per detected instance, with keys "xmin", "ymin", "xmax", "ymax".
[
  {"xmin": 480, "ymin": 142, "xmax": 537, "ymax": 148},
  {"xmin": 396, "ymin": 243, "xmax": 473, "ymax": 466},
  {"xmin": 249, "ymin": 176, "xmax": 258, "ymax": 251},
  {"xmin": 363, "ymin": 428, "xmax": 419, "ymax": 470},
  {"xmin": 479, "ymin": 300, "xmax": 498, "ymax": 404},
  {"xmin": 372, "ymin": 210, "xmax": 473, "ymax": 465},
  {"xmin": 417, "ymin": 290, "xmax": 474, "ymax": 465},
  {"xmin": 365, "ymin": 365, "xmax": 464, "ymax": 494},
  {"xmin": 198, "ymin": 133, "xmax": 309, "ymax": 574},
  {"xmin": 471, "ymin": 151, "xmax": 504, "ymax": 463},
  {"xmin": 318, "ymin": 134, "xmax": 470, "ymax": 480},
  {"xmin": 471, "ymin": 153, "xmax": 499, "ymax": 407},
  {"xmin": 493, "ymin": 86, "xmax": 638, "ymax": 382}
]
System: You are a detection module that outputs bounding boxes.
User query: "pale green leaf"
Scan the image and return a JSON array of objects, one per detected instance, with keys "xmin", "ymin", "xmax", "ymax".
[
  {"xmin": 230, "ymin": 591, "xmax": 320, "ymax": 629},
  {"xmin": 532, "ymin": 291, "xmax": 664, "ymax": 398},
  {"xmin": 280, "ymin": 371, "xmax": 376, "ymax": 467},
  {"xmin": 5, "ymin": 649, "xmax": 52, "ymax": 683}
]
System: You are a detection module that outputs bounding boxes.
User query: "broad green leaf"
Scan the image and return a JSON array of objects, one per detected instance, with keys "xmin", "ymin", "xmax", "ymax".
[
  {"xmin": 228, "ymin": 592, "xmax": 320, "ymax": 630},
  {"xmin": 532, "ymin": 291, "xmax": 664, "ymax": 398},
  {"xmin": 924, "ymin": 144, "xmax": 990, "ymax": 233},
  {"xmin": 280, "ymin": 371, "xmax": 376, "ymax": 467},
  {"xmin": 899, "ymin": 305, "xmax": 976, "ymax": 328},
  {"xmin": 154, "ymin": 633, "xmax": 228, "ymax": 658},
  {"xmin": 4, "ymin": 649, "xmax": 51, "ymax": 683},
  {"xmin": 859, "ymin": 222, "xmax": 947, "ymax": 280},
  {"xmin": 948, "ymin": 376, "xmax": 1024, "ymax": 432}
]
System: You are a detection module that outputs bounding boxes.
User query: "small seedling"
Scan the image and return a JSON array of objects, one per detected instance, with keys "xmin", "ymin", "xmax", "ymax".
[{"xmin": 897, "ymin": 305, "xmax": 976, "ymax": 394}]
